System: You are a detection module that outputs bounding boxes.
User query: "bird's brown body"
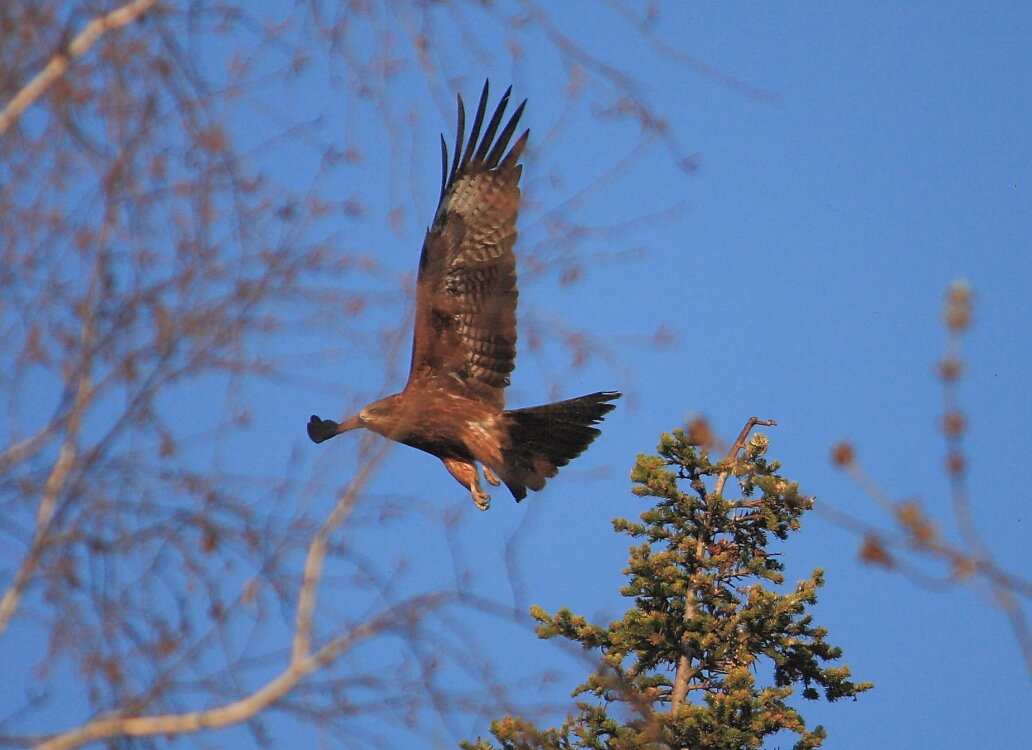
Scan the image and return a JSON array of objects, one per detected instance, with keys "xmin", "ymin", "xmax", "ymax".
[
  {"xmin": 354, "ymin": 388, "xmax": 503, "ymax": 470},
  {"xmin": 308, "ymin": 82, "xmax": 619, "ymax": 509}
]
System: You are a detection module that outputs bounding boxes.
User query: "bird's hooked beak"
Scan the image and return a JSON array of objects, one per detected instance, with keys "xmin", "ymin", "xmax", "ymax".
[{"xmin": 307, "ymin": 413, "xmax": 362, "ymax": 444}]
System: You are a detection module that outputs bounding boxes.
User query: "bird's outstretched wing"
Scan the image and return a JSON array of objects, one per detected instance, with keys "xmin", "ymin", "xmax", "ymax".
[{"xmin": 406, "ymin": 81, "xmax": 528, "ymax": 409}]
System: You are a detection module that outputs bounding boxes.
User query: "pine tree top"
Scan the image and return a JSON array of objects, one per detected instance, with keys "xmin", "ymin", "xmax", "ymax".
[{"xmin": 465, "ymin": 420, "xmax": 871, "ymax": 750}]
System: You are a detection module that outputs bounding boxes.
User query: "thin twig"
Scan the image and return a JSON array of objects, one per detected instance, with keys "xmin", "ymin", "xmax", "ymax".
[
  {"xmin": 599, "ymin": 0, "xmax": 780, "ymax": 104},
  {"xmin": 0, "ymin": 425, "xmax": 60, "ymax": 476}
]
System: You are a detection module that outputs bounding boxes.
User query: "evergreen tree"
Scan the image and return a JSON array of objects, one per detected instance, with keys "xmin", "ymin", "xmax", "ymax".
[{"xmin": 465, "ymin": 419, "xmax": 871, "ymax": 750}]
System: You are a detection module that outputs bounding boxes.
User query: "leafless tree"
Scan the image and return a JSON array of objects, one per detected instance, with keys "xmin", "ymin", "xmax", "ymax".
[{"xmin": 0, "ymin": 2, "xmax": 717, "ymax": 748}]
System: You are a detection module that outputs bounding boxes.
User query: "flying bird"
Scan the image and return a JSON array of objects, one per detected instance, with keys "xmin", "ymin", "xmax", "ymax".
[{"xmin": 307, "ymin": 82, "xmax": 619, "ymax": 509}]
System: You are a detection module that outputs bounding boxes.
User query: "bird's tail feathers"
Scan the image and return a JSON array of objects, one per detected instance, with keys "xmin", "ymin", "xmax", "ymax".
[{"xmin": 497, "ymin": 391, "xmax": 620, "ymax": 500}]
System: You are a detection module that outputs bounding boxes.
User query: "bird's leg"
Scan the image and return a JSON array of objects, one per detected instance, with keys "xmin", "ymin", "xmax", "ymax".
[
  {"xmin": 442, "ymin": 458, "xmax": 491, "ymax": 510},
  {"xmin": 482, "ymin": 466, "xmax": 502, "ymax": 487}
]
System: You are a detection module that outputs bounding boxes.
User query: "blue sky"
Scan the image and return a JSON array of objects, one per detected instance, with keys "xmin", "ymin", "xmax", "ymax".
[{"xmin": 3, "ymin": 2, "xmax": 1030, "ymax": 748}]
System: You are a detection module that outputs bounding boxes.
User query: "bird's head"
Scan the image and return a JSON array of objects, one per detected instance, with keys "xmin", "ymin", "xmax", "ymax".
[{"xmin": 355, "ymin": 394, "xmax": 402, "ymax": 428}]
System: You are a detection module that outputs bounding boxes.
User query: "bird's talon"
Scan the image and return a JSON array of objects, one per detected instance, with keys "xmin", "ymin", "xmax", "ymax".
[
  {"xmin": 473, "ymin": 490, "xmax": 491, "ymax": 511},
  {"xmin": 483, "ymin": 467, "xmax": 501, "ymax": 486}
]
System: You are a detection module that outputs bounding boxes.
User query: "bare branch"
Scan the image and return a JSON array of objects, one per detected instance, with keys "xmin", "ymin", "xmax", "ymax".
[
  {"xmin": 35, "ymin": 435, "xmax": 399, "ymax": 750},
  {"xmin": 34, "ymin": 596, "xmax": 445, "ymax": 750},
  {"xmin": 826, "ymin": 282, "xmax": 1030, "ymax": 676},
  {"xmin": 714, "ymin": 416, "xmax": 777, "ymax": 497},
  {"xmin": 0, "ymin": 276, "xmax": 97, "ymax": 637},
  {"xmin": 293, "ymin": 437, "xmax": 393, "ymax": 663},
  {"xmin": 0, "ymin": 0, "xmax": 157, "ymax": 136}
]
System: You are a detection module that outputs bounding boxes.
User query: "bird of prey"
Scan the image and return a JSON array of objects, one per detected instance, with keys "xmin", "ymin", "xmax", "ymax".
[{"xmin": 307, "ymin": 82, "xmax": 619, "ymax": 509}]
